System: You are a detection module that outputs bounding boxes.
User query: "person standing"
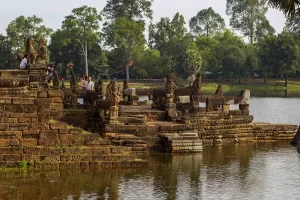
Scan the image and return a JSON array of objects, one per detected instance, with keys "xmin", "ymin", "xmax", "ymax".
[
  {"xmin": 80, "ymin": 75, "xmax": 87, "ymax": 89},
  {"xmin": 20, "ymin": 54, "xmax": 29, "ymax": 70},
  {"xmin": 85, "ymin": 77, "xmax": 94, "ymax": 105},
  {"xmin": 85, "ymin": 77, "xmax": 94, "ymax": 91}
]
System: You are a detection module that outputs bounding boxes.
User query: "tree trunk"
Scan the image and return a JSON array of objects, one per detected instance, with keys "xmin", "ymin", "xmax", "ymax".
[
  {"xmin": 126, "ymin": 64, "xmax": 130, "ymax": 80},
  {"xmin": 285, "ymin": 74, "xmax": 288, "ymax": 87},
  {"xmin": 84, "ymin": 41, "xmax": 88, "ymax": 77}
]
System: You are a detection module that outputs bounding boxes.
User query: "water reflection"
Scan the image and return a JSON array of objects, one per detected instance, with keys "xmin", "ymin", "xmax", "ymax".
[{"xmin": 1, "ymin": 142, "xmax": 300, "ymax": 200}]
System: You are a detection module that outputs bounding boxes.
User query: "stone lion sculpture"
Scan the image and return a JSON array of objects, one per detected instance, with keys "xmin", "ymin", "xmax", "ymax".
[
  {"xmin": 37, "ymin": 37, "xmax": 48, "ymax": 62},
  {"xmin": 17, "ymin": 37, "xmax": 38, "ymax": 64}
]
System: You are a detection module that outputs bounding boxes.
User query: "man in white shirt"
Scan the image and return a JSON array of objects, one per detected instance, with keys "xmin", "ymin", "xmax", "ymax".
[
  {"xmin": 20, "ymin": 54, "xmax": 29, "ymax": 70},
  {"xmin": 85, "ymin": 77, "xmax": 94, "ymax": 91},
  {"xmin": 85, "ymin": 77, "xmax": 94, "ymax": 105}
]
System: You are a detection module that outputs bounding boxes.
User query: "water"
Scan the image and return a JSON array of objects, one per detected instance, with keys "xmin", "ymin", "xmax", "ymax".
[{"xmin": 1, "ymin": 97, "xmax": 300, "ymax": 200}]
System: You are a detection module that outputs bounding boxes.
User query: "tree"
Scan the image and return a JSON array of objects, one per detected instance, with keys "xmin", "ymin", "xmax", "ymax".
[
  {"xmin": 184, "ymin": 46, "xmax": 202, "ymax": 76},
  {"xmin": 226, "ymin": 0, "xmax": 275, "ymax": 44},
  {"xmin": 62, "ymin": 5, "xmax": 102, "ymax": 76},
  {"xmin": 102, "ymin": 0, "xmax": 153, "ymax": 22},
  {"xmin": 0, "ymin": 34, "xmax": 14, "ymax": 69},
  {"xmin": 275, "ymin": 31, "xmax": 300, "ymax": 86},
  {"xmin": 267, "ymin": 0, "xmax": 300, "ymax": 17},
  {"xmin": 219, "ymin": 45, "xmax": 246, "ymax": 82},
  {"xmin": 149, "ymin": 12, "xmax": 187, "ymax": 53},
  {"xmin": 134, "ymin": 49, "xmax": 166, "ymax": 78},
  {"xmin": 189, "ymin": 7, "xmax": 225, "ymax": 37},
  {"xmin": 6, "ymin": 15, "xmax": 52, "ymax": 52},
  {"xmin": 257, "ymin": 34, "xmax": 277, "ymax": 82},
  {"xmin": 104, "ymin": 17, "xmax": 145, "ymax": 80},
  {"xmin": 285, "ymin": 15, "xmax": 300, "ymax": 37},
  {"xmin": 196, "ymin": 36, "xmax": 220, "ymax": 78}
]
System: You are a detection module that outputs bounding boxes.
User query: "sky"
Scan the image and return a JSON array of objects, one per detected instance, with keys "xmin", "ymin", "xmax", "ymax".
[{"xmin": 0, "ymin": 0, "xmax": 287, "ymax": 35}]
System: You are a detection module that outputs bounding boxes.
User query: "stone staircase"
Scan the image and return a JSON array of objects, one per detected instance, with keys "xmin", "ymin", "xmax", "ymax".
[{"xmin": 159, "ymin": 131, "xmax": 202, "ymax": 153}]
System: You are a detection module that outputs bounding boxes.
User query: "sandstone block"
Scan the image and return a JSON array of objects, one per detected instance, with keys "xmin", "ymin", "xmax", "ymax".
[
  {"xmin": 5, "ymin": 105, "xmax": 23, "ymax": 113},
  {"xmin": 51, "ymin": 148, "xmax": 63, "ymax": 155},
  {"xmin": 50, "ymin": 103, "xmax": 63, "ymax": 111},
  {"xmin": 47, "ymin": 90, "xmax": 62, "ymax": 97},
  {"xmin": 0, "ymin": 147, "xmax": 10, "ymax": 154},
  {"xmin": 12, "ymin": 98, "xmax": 34, "ymax": 105},
  {"xmin": 10, "ymin": 146, "xmax": 23, "ymax": 154},
  {"xmin": 37, "ymin": 105, "xmax": 50, "ymax": 113},
  {"xmin": 38, "ymin": 115, "xmax": 50, "ymax": 123},
  {"xmin": 0, "ymin": 161, "xmax": 19, "ymax": 168},
  {"xmin": 52, "ymin": 97, "xmax": 63, "ymax": 103},
  {"xmin": 22, "ymin": 139, "xmax": 38, "ymax": 147},
  {"xmin": 37, "ymin": 91, "xmax": 48, "ymax": 98},
  {"xmin": 23, "ymin": 130, "xmax": 39, "ymax": 136},
  {"xmin": 22, "ymin": 105, "xmax": 36, "ymax": 113},
  {"xmin": 40, "ymin": 162, "xmax": 60, "ymax": 170},
  {"xmin": 38, "ymin": 139, "xmax": 58, "ymax": 146},
  {"xmin": 34, "ymin": 98, "xmax": 53, "ymax": 106},
  {"xmin": 23, "ymin": 147, "xmax": 41, "ymax": 154},
  {"xmin": 30, "ymin": 123, "xmax": 49, "ymax": 130},
  {"xmin": 39, "ymin": 130, "xmax": 58, "ymax": 139},
  {"xmin": 0, "ymin": 131, "xmax": 22, "ymax": 140},
  {"xmin": 37, "ymin": 111, "xmax": 50, "ymax": 116},
  {"xmin": 40, "ymin": 148, "xmax": 51, "ymax": 156},
  {"xmin": 60, "ymin": 155, "xmax": 73, "ymax": 162},
  {"xmin": 43, "ymin": 155, "xmax": 61, "ymax": 162},
  {"xmin": 4, "ymin": 155, "xmax": 22, "ymax": 161},
  {"xmin": 22, "ymin": 154, "xmax": 40, "ymax": 161},
  {"xmin": 23, "ymin": 113, "xmax": 38, "ymax": 118},
  {"xmin": 0, "ymin": 118, "xmax": 17, "ymax": 123},
  {"xmin": 18, "ymin": 118, "xmax": 31, "ymax": 123},
  {"xmin": 0, "ymin": 98, "xmax": 11, "ymax": 104},
  {"xmin": 28, "ymin": 91, "xmax": 37, "ymax": 98},
  {"xmin": 50, "ymin": 121, "xmax": 68, "ymax": 130},
  {"xmin": 0, "ymin": 123, "xmax": 9, "ymax": 131},
  {"xmin": 9, "ymin": 123, "xmax": 29, "ymax": 131}
]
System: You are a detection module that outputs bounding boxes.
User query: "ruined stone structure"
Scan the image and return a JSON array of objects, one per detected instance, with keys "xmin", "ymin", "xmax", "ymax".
[
  {"xmin": 0, "ymin": 38, "xmax": 148, "ymax": 169},
  {"xmin": 0, "ymin": 38, "xmax": 297, "ymax": 168},
  {"xmin": 98, "ymin": 77, "xmax": 298, "ymax": 153}
]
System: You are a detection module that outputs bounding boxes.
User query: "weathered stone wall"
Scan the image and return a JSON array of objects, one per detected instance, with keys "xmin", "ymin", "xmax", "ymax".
[{"xmin": 0, "ymin": 86, "xmax": 148, "ymax": 168}]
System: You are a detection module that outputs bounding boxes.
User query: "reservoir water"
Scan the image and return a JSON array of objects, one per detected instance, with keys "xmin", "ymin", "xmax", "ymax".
[{"xmin": 1, "ymin": 97, "xmax": 300, "ymax": 200}]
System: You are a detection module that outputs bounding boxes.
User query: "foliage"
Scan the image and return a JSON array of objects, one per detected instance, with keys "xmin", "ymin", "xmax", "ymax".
[
  {"xmin": 285, "ymin": 15, "xmax": 300, "ymax": 37},
  {"xmin": 104, "ymin": 17, "xmax": 145, "ymax": 79},
  {"xmin": 0, "ymin": 34, "xmax": 15, "ymax": 69},
  {"xmin": 189, "ymin": 7, "xmax": 225, "ymax": 37},
  {"xmin": 62, "ymin": 5, "xmax": 102, "ymax": 76},
  {"xmin": 267, "ymin": 0, "xmax": 300, "ymax": 17},
  {"xmin": 226, "ymin": 0, "xmax": 275, "ymax": 44},
  {"xmin": 102, "ymin": 0, "xmax": 153, "ymax": 22},
  {"xmin": 6, "ymin": 15, "xmax": 53, "ymax": 52}
]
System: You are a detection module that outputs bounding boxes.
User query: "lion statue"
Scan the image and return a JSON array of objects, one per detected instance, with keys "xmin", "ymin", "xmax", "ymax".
[
  {"xmin": 17, "ymin": 37, "xmax": 38, "ymax": 65},
  {"xmin": 36, "ymin": 37, "xmax": 48, "ymax": 62}
]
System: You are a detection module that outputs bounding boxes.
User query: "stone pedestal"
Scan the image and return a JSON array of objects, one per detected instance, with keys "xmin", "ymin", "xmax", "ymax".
[
  {"xmin": 109, "ymin": 106, "xmax": 120, "ymax": 124},
  {"xmin": 165, "ymin": 103, "xmax": 177, "ymax": 121},
  {"xmin": 29, "ymin": 61, "xmax": 48, "ymax": 90}
]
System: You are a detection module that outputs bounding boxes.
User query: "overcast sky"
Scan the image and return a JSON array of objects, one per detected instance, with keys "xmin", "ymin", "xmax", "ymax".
[{"xmin": 0, "ymin": 0, "xmax": 286, "ymax": 35}]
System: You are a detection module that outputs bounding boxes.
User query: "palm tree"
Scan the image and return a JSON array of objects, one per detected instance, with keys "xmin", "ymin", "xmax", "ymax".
[{"xmin": 268, "ymin": 0, "xmax": 300, "ymax": 17}]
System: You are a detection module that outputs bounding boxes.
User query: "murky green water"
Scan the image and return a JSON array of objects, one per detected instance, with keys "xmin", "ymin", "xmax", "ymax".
[
  {"xmin": 1, "ymin": 97, "xmax": 300, "ymax": 200},
  {"xmin": 1, "ymin": 143, "xmax": 300, "ymax": 200}
]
